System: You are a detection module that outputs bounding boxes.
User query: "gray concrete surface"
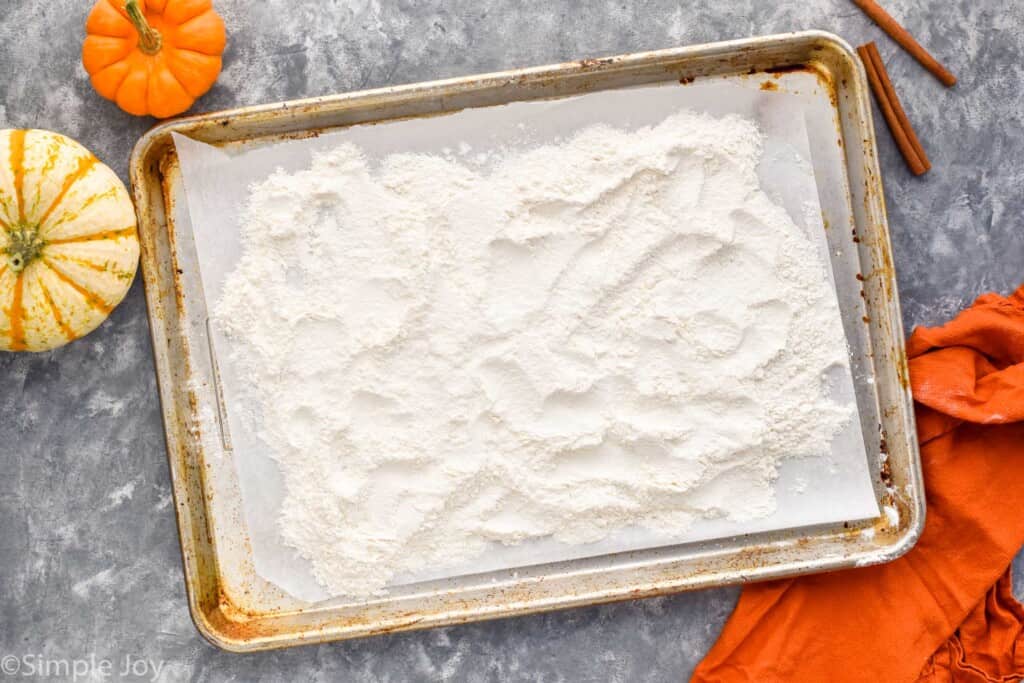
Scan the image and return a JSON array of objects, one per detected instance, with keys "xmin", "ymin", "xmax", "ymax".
[{"xmin": 1, "ymin": 0, "xmax": 1022, "ymax": 680}]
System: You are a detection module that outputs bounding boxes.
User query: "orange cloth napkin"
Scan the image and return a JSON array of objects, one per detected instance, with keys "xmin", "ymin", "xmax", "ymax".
[{"xmin": 692, "ymin": 285, "xmax": 1024, "ymax": 683}]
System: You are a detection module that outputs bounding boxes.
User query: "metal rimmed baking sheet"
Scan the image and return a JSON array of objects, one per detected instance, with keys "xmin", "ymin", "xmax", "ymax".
[{"xmin": 129, "ymin": 30, "xmax": 923, "ymax": 651}]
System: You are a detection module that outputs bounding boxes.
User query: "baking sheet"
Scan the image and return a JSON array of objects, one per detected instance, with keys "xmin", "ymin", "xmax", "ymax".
[{"xmin": 173, "ymin": 72, "xmax": 879, "ymax": 603}]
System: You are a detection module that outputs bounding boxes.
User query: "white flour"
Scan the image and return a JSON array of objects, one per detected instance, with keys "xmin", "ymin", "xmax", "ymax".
[{"xmin": 216, "ymin": 110, "xmax": 853, "ymax": 597}]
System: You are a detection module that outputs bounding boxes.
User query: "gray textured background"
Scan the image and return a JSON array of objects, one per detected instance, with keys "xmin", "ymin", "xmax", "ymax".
[{"xmin": 1, "ymin": 1, "xmax": 1022, "ymax": 681}]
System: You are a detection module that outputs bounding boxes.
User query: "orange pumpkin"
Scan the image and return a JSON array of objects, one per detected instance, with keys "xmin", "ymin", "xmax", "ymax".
[{"xmin": 82, "ymin": 0, "xmax": 227, "ymax": 118}]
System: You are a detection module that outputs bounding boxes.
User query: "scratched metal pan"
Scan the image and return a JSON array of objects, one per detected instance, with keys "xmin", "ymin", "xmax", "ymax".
[{"xmin": 129, "ymin": 30, "xmax": 923, "ymax": 651}]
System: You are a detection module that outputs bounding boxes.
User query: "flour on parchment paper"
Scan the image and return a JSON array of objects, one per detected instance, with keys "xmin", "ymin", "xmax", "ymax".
[{"xmin": 216, "ymin": 109, "xmax": 853, "ymax": 597}]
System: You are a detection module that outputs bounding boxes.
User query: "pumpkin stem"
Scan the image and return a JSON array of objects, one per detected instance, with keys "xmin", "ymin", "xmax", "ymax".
[
  {"xmin": 6, "ymin": 225, "xmax": 45, "ymax": 274},
  {"xmin": 125, "ymin": 0, "xmax": 162, "ymax": 55}
]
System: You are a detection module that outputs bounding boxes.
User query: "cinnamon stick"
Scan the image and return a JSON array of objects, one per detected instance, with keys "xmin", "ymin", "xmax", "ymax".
[
  {"xmin": 857, "ymin": 42, "xmax": 931, "ymax": 176},
  {"xmin": 851, "ymin": 0, "xmax": 957, "ymax": 87},
  {"xmin": 862, "ymin": 42, "xmax": 930, "ymax": 171}
]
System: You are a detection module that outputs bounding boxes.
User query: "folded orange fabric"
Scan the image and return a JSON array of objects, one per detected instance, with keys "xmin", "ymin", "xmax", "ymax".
[{"xmin": 692, "ymin": 285, "xmax": 1024, "ymax": 683}]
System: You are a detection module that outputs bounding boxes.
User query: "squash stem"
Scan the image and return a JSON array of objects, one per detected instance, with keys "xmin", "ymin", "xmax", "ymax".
[
  {"xmin": 125, "ymin": 0, "xmax": 162, "ymax": 55},
  {"xmin": 5, "ymin": 225, "xmax": 45, "ymax": 273}
]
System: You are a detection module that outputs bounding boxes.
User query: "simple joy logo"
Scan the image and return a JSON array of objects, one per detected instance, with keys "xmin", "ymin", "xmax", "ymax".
[{"xmin": 1, "ymin": 653, "xmax": 166, "ymax": 681}]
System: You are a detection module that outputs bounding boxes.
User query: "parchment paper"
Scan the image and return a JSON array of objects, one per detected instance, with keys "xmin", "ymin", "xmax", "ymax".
[{"xmin": 174, "ymin": 72, "xmax": 880, "ymax": 602}]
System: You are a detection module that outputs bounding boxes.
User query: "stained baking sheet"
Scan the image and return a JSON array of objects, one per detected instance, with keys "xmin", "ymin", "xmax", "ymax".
[
  {"xmin": 131, "ymin": 32, "xmax": 924, "ymax": 650},
  {"xmin": 172, "ymin": 72, "xmax": 879, "ymax": 602}
]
